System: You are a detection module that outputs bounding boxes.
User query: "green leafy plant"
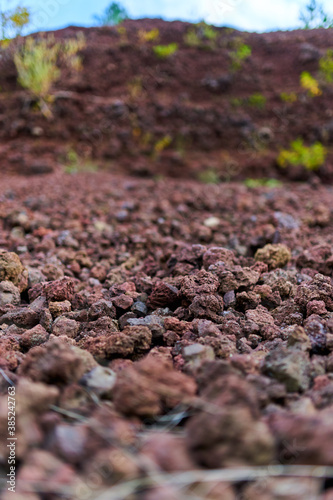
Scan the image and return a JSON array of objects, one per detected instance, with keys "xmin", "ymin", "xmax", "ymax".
[
  {"xmin": 201, "ymin": 23, "xmax": 218, "ymax": 41},
  {"xmin": 319, "ymin": 49, "xmax": 333, "ymax": 83},
  {"xmin": 64, "ymin": 148, "xmax": 98, "ymax": 174},
  {"xmin": 245, "ymin": 178, "xmax": 283, "ymax": 188},
  {"xmin": 299, "ymin": 0, "xmax": 333, "ymax": 29},
  {"xmin": 198, "ymin": 169, "xmax": 220, "ymax": 184},
  {"xmin": 230, "ymin": 94, "xmax": 266, "ymax": 109},
  {"xmin": 229, "ymin": 42, "xmax": 252, "ymax": 71},
  {"xmin": 152, "ymin": 135, "xmax": 172, "ymax": 159},
  {"xmin": 184, "ymin": 28, "xmax": 201, "ymax": 47},
  {"xmin": 247, "ymin": 93, "xmax": 267, "ymax": 109},
  {"xmin": 184, "ymin": 22, "xmax": 218, "ymax": 49},
  {"xmin": 280, "ymin": 92, "xmax": 298, "ymax": 103},
  {"xmin": 138, "ymin": 28, "xmax": 159, "ymax": 43},
  {"xmin": 230, "ymin": 97, "xmax": 243, "ymax": 107},
  {"xmin": 1, "ymin": 4, "xmax": 30, "ymax": 45},
  {"xmin": 94, "ymin": 2, "xmax": 128, "ymax": 26},
  {"xmin": 300, "ymin": 71, "xmax": 321, "ymax": 96},
  {"xmin": 277, "ymin": 138, "xmax": 327, "ymax": 171},
  {"xmin": 14, "ymin": 33, "xmax": 85, "ymax": 118},
  {"xmin": 153, "ymin": 43, "xmax": 178, "ymax": 59}
]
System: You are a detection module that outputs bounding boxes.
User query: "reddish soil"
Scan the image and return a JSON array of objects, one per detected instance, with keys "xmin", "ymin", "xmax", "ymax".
[
  {"xmin": 1, "ymin": 19, "xmax": 333, "ymax": 179},
  {"xmin": 1, "ymin": 20, "xmax": 333, "ymax": 500}
]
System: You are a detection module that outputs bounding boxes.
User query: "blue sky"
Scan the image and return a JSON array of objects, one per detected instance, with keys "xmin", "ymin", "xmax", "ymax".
[{"xmin": 12, "ymin": 0, "xmax": 333, "ymax": 33}]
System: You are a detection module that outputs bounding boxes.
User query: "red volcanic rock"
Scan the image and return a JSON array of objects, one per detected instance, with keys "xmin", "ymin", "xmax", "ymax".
[
  {"xmin": 147, "ymin": 281, "xmax": 179, "ymax": 308},
  {"xmin": 112, "ymin": 356, "xmax": 196, "ymax": 417}
]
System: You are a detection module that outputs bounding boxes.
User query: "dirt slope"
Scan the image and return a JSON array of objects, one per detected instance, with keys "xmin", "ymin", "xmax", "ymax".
[{"xmin": 1, "ymin": 20, "xmax": 333, "ymax": 179}]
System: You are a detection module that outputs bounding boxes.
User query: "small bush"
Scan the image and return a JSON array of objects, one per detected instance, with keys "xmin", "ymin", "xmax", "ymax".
[
  {"xmin": 230, "ymin": 97, "xmax": 243, "ymax": 107},
  {"xmin": 277, "ymin": 138, "xmax": 327, "ymax": 171},
  {"xmin": 14, "ymin": 33, "xmax": 85, "ymax": 117},
  {"xmin": 184, "ymin": 22, "xmax": 218, "ymax": 49},
  {"xmin": 201, "ymin": 23, "xmax": 218, "ymax": 41},
  {"xmin": 14, "ymin": 36, "xmax": 60, "ymax": 100},
  {"xmin": 319, "ymin": 49, "xmax": 333, "ymax": 83},
  {"xmin": 247, "ymin": 93, "xmax": 267, "ymax": 109},
  {"xmin": 64, "ymin": 148, "xmax": 98, "ymax": 174},
  {"xmin": 152, "ymin": 135, "xmax": 172, "ymax": 159},
  {"xmin": 184, "ymin": 28, "xmax": 201, "ymax": 47},
  {"xmin": 138, "ymin": 28, "xmax": 159, "ymax": 43},
  {"xmin": 198, "ymin": 169, "xmax": 220, "ymax": 184},
  {"xmin": 153, "ymin": 43, "xmax": 178, "ymax": 59},
  {"xmin": 300, "ymin": 71, "xmax": 321, "ymax": 96},
  {"xmin": 280, "ymin": 92, "xmax": 298, "ymax": 103},
  {"xmin": 245, "ymin": 178, "xmax": 282, "ymax": 188},
  {"xmin": 229, "ymin": 42, "xmax": 251, "ymax": 71}
]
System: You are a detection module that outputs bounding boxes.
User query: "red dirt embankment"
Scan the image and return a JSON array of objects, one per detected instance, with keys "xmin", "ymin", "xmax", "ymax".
[{"xmin": 1, "ymin": 20, "xmax": 333, "ymax": 179}]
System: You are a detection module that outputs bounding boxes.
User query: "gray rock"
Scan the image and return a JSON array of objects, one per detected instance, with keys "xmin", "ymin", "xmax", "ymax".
[
  {"xmin": 263, "ymin": 346, "xmax": 311, "ymax": 392},
  {"xmin": 0, "ymin": 281, "xmax": 20, "ymax": 306},
  {"xmin": 79, "ymin": 366, "xmax": 117, "ymax": 397}
]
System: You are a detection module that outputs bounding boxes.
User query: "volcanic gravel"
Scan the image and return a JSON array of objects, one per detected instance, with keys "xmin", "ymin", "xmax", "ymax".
[{"xmin": 1, "ymin": 171, "xmax": 333, "ymax": 498}]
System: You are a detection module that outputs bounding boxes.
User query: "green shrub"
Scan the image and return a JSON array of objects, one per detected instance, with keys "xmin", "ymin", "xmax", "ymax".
[
  {"xmin": 198, "ymin": 169, "xmax": 220, "ymax": 184},
  {"xmin": 300, "ymin": 71, "xmax": 321, "ymax": 96},
  {"xmin": 184, "ymin": 28, "xmax": 201, "ymax": 47},
  {"xmin": 64, "ymin": 148, "xmax": 98, "ymax": 174},
  {"xmin": 153, "ymin": 43, "xmax": 178, "ymax": 58},
  {"xmin": 229, "ymin": 42, "xmax": 251, "ymax": 71},
  {"xmin": 184, "ymin": 22, "xmax": 218, "ymax": 49},
  {"xmin": 277, "ymin": 138, "xmax": 327, "ymax": 171},
  {"xmin": 1, "ymin": 5, "xmax": 30, "ymax": 45},
  {"xmin": 230, "ymin": 97, "xmax": 243, "ymax": 107},
  {"xmin": 245, "ymin": 178, "xmax": 282, "ymax": 188},
  {"xmin": 230, "ymin": 94, "xmax": 266, "ymax": 109},
  {"xmin": 280, "ymin": 92, "xmax": 298, "ymax": 103},
  {"xmin": 14, "ymin": 33, "xmax": 85, "ymax": 117},
  {"xmin": 319, "ymin": 49, "xmax": 333, "ymax": 83},
  {"xmin": 14, "ymin": 36, "xmax": 60, "ymax": 100},
  {"xmin": 200, "ymin": 22, "xmax": 218, "ymax": 41},
  {"xmin": 94, "ymin": 2, "xmax": 128, "ymax": 26},
  {"xmin": 247, "ymin": 93, "xmax": 267, "ymax": 109},
  {"xmin": 138, "ymin": 28, "xmax": 159, "ymax": 43}
]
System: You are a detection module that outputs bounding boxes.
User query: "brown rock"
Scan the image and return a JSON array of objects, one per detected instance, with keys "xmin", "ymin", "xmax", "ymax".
[
  {"xmin": 18, "ymin": 338, "xmax": 97, "ymax": 385},
  {"xmin": 255, "ymin": 244, "xmax": 291, "ymax": 270},
  {"xmin": 19, "ymin": 324, "xmax": 49, "ymax": 350},
  {"xmin": 112, "ymin": 357, "xmax": 196, "ymax": 417},
  {"xmin": 0, "ymin": 250, "xmax": 28, "ymax": 292}
]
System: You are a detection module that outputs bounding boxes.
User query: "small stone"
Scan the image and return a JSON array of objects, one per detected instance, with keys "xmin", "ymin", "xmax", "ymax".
[
  {"xmin": 43, "ymin": 277, "xmax": 75, "ymax": 302},
  {"xmin": 49, "ymin": 300, "xmax": 71, "ymax": 318},
  {"xmin": 0, "ymin": 281, "xmax": 20, "ymax": 306},
  {"xmin": 131, "ymin": 301, "xmax": 147, "ymax": 317},
  {"xmin": 183, "ymin": 343, "xmax": 215, "ymax": 371},
  {"xmin": 18, "ymin": 338, "xmax": 97, "ymax": 385},
  {"xmin": 19, "ymin": 324, "xmax": 49, "ymax": 350},
  {"xmin": 255, "ymin": 244, "xmax": 291, "ymax": 270},
  {"xmin": 223, "ymin": 290, "xmax": 236, "ymax": 308},
  {"xmin": 263, "ymin": 346, "xmax": 311, "ymax": 392},
  {"xmin": 306, "ymin": 299, "xmax": 327, "ymax": 317},
  {"xmin": 148, "ymin": 282, "xmax": 179, "ymax": 308},
  {"xmin": 0, "ymin": 249, "xmax": 28, "ymax": 291},
  {"xmin": 79, "ymin": 366, "xmax": 117, "ymax": 397},
  {"xmin": 52, "ymin": 316, "xmax": 79, "ymax": 338},
  {"xmin": 204, "ymin": 217, "xmax": 220, "ymax": 228},
  {"xmin": 88, "ymin": 299, "xmax": 116, "ymax": 320},
  {"xmin": 112, "ymin": 294, "xmax": 133, "ymax": 311}
]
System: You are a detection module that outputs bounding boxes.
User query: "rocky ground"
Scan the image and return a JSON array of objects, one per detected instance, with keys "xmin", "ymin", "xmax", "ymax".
[
  {"xmin": 0, "ymin": 171, "xmax": 333, "ymax": 498},
  {"xmin": 2, "ymin": 18, "xmax": 333, "ymax": 500}
]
